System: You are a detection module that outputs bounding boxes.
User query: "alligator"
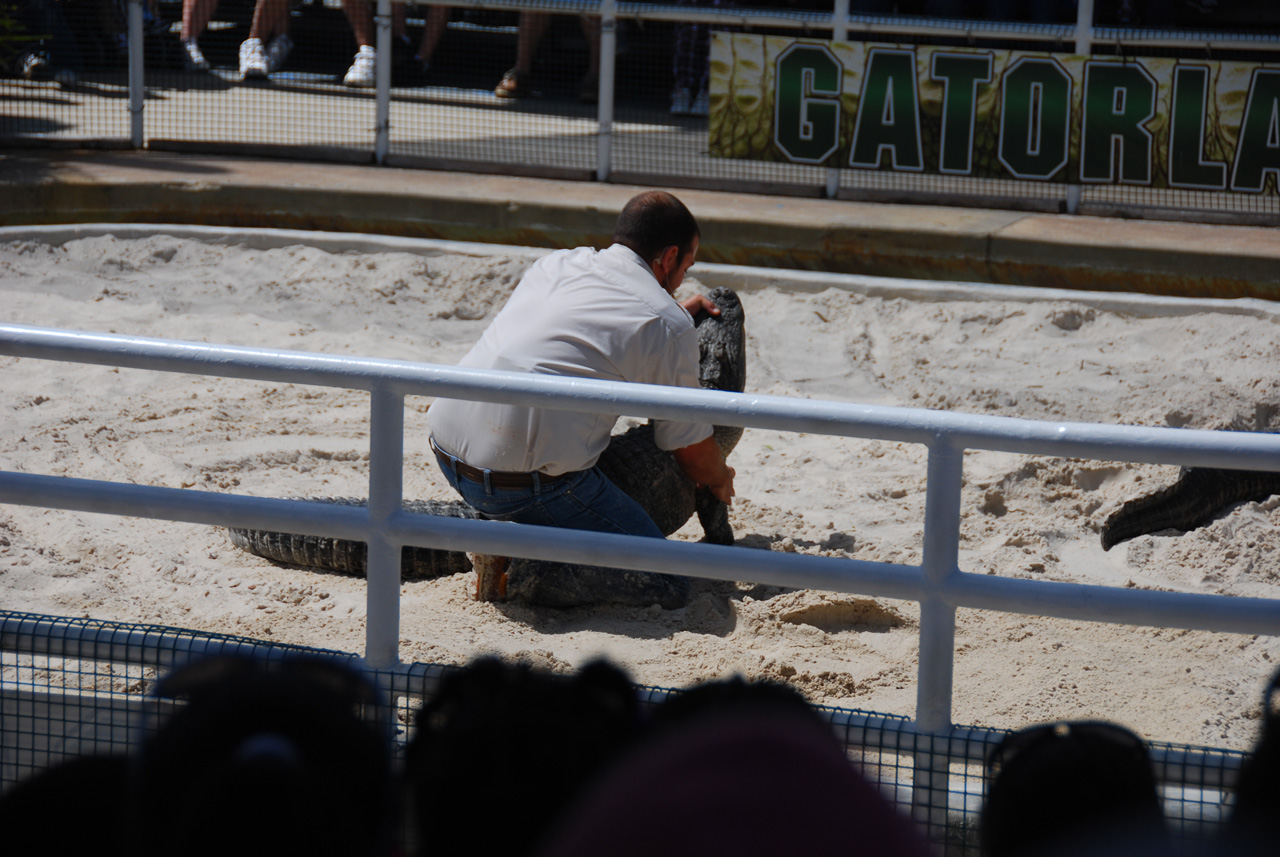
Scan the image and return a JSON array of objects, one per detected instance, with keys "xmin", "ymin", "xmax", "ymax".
[
  {"xmin": 1100, "ymin": 439, "xmax": 1280, "ymax": 551},
  {"xmin": 229, "ymin": 286, "xmax": 747, "ymax": 608}
]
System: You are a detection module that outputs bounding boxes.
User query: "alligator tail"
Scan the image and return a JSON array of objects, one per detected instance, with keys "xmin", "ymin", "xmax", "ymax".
[
  {"xmin": 1101, "ymin": 468, "xmax": 1280, "ymax": 551},
  {"xmin": 228, "ymin": 497, "xmax": 477, "ymax": 580}
]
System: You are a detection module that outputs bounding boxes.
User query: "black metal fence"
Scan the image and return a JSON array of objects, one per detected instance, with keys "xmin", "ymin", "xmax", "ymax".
[{"xmin": 1, "ymin": 609, "xmax": 1250, "ymax": 855}]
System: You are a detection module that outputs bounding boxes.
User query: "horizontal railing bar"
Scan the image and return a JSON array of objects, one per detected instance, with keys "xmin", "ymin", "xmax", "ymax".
[
  {"xmin": 6, "ymin": 469, "xmax": 1280, "ymax": 637},
  {"xmin": 942, "ymin": 571, "xmax": 1280, "ymax": 636},
  {"xmin": 4, "ymin": 323, "xmax": 1280, "ymax": 472},
  {"xmin": 0, "ymin": 470, "xmax": 929, "ymax": 602},
  {"xmin": 382, "ymin": 504, "xmax": 927, "ymax": 598},
  {"xmin": 0, "ymin": 471, "xmax": 373, "ymax": 542}
]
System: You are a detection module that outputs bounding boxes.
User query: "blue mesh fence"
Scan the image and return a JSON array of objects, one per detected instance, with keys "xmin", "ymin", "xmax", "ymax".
[{"xmin": 2, "ymin": 609, "xmax": 1247, "ymax": 855}]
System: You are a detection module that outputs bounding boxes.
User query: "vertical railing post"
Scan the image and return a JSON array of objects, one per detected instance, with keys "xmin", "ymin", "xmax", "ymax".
[
  {"xmin": 824, "ymin": 0, "xmax": 850, "ymax": 199},
  {"xmin": 365, "ymin": 385, "xmax": 404, "ymax": 669},
  {"xmin": 1066, "ymin": 0, "xmax": 1096, "ymax": 214},
  {"xmin": 912, "ymin": 436, "xmax": 963, "ymax": 838},
  {"xmin": 374, "ymin": 0, "xmax": 392, "ymax": 163},
  {"xmin": 127, "ymin": 0, "xmax": 144, "ymax": 148},
  {"xmin": 1074, "ymin": 0, "xmax": 1096, "ymax": 55},
  {"xmin": 596, "ymin": 0, "xmax": 617, "ymax": 182}
]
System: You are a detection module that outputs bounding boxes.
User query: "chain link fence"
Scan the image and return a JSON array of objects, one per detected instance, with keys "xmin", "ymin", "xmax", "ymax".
[
  {"xmin": 1, "ymin": 609, "xmax": 1251, "ymax": 855},
  {"xmin": 2, "ymin": 1, "xmax": 1277, "ymax": 222}
]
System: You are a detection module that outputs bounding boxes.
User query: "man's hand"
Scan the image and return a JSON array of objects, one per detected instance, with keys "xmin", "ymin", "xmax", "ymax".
[
  {"xmin": 680, "ymin": 293, "xmax": 721, "ymax": 317},
  {"xmin": 673, "ymin": 435, "xmax": 735, "ymax": 506}
]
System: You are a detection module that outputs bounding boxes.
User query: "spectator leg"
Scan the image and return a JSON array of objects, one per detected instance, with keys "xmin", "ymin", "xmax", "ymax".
[
  {"xmin": 343, "ymin": 0, "xmax": 375, "ymax": 48},
  {"xmin": 416, "ymin": 5, "xmax": 452, "ymax": 66},
  {"xmin": 181, "ymin": 0, "xmax": 218, "ymax": 41},
  {"xmin": 248, "ymin": 0, "xmax": 290, "ymax": 42},
  {"xmin": 510, "ymin": 11, "xmax": 551, "ymax": 77}
]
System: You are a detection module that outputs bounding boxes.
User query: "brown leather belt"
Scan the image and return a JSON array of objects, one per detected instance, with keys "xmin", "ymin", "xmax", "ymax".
[{"xmin": 430, "ymin": 437, "xmax": 566, "ymax": 490}]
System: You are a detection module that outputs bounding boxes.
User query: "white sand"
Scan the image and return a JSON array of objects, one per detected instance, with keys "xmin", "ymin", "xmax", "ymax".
[{"xmin": 2, "ymin": 232, "xmax": 1279, "ymax": 751}]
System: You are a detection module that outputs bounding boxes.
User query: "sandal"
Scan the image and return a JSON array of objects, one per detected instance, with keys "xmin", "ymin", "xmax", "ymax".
[
  {"xmin": 494, "ymin": 68, "xmax": 527, "ymax": 99},
  {"xmin": 578, "ymin": 71, "xmax": 599, "ymax": 104}
]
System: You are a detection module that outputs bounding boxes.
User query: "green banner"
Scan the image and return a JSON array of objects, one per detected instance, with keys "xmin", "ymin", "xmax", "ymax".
[{"xmin": 708, "ymin": 33, "xmax": 1280, "ymax": 193}]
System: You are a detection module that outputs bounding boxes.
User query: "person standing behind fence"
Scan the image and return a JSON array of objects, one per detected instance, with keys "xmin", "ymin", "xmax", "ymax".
[
  {"xmin": 181, "ymin": 0, "xmax": 217, "ymax": 69},
  {"xmin": 339, "ymin": 0, "xmax": 450, "ymax": 87},
  {"xmin": 426, "ymin": 190, "xmax": 735, "ymax": 609},
  {"xmin": 13, "ymin": 0, "xmax": 82, "ymax": 85},
  {"xmin": 493, "ymin": 11, "xmax": 601, "ymax": 103},
  {"xmin": 237, "ymin": 0, "xmax": 294, "ymax": 81},
  {"xmin": 669, "ymin": 0, "xmax": 729, "ymax": 117}
]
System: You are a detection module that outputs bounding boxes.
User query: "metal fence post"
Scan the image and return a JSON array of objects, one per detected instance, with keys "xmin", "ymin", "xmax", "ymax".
[
  {"xmin": 825, "ymin": 0, "xmax": 850, "ymax": 199},
  {"xmin": 913, "ymin": 436, "xmax": 964, "ymax": 838},
  {"xmin": 1075, "ymin": 0, "xmax": 1096, "ymax": 55},
  {"xmin": 127, "ymin": 0, "xmax": 144, "ymax": 148},
  {"xmin": 1065, "ymin": 0, "xmax": 1097, "ymax": 214},
  {"xmin": 374, "ymin": 0, "xmax": 392, "ymax": 164},
  {"xmin": 596, "ymin": 0, "xmax": 617, "ymax": 182},
  {"xmin": 365, "ymin": 385, "xmax": 404, "ymax": 668}
]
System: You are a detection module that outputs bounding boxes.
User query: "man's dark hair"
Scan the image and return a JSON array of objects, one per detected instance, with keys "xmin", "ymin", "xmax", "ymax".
[{"xmin": 612, "ymin": 191, "xmax": 700, "ymax": 265}]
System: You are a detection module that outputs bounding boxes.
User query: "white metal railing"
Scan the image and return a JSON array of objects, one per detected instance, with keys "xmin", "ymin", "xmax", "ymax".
[
  {"xmin": 5, "ymin": 311, "xmax": 1280, "ymax": 832},
  {"xmin": 4, "ymin": 318, "xmax": 1280, "ymax": 708}
]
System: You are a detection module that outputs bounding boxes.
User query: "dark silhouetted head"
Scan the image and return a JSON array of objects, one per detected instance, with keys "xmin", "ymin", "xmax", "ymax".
[
  {"xmin": 981, "ymin": 720, "xmax": 1169, "ymax": 857},
  {"xmin": 134, "ymin": 654, "xmax": 393, "ymax": 857}
]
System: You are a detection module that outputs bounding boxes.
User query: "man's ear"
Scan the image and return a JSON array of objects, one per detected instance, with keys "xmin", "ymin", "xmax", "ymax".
[{"xmin": 656, "ymin": 244, "xmax": 681, "ymax": 274}]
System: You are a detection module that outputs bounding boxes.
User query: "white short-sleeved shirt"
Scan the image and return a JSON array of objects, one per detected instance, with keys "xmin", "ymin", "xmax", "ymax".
[{"xmin": 428, "ymin": 244, "xmax": 712, "ymax": 476}]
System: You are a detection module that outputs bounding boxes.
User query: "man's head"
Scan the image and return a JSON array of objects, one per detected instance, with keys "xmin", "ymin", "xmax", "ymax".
[{"xmin": 612, "ymin": 191, "xmax": 701, "ymax": 295}]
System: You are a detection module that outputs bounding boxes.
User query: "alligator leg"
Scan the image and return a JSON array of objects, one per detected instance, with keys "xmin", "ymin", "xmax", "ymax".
[
  {"xmin": 503, "ymin": 558, "xmax": 691, "ymax": 609},
  {"xmin": 695, "ymin": 486, "xmax": 734, "ymax": 545}
]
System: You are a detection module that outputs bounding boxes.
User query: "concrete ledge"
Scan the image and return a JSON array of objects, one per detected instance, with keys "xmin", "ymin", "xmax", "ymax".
[
  {"xmin": 986, "ymin": 216, "xmax": 1280, "ymax": 300},
  {"xmin": 2, "ymin": 149, "xmax": 1277, "ymax": 301}
]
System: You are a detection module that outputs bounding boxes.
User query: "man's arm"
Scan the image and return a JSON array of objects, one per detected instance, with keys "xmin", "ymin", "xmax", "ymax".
[{"xmin": 673, "ymin": 435, "xmax": 735, "ymax": 505}]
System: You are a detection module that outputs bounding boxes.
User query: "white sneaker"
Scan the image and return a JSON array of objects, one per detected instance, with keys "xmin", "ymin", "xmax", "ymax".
[
  {"xmin": 343, "ymin": 45, "xmax": 376, "ymax": 87},
  {"xmin": 239, "ymin": 38, "xmax": 268, "ymax": 80},
  {"xmin": 22, "ymin": 52, "xmax": 51, "ymax": 81},
  {"xmin": 670, "ymin": 87, "xmax": 691, "ymax": 116},
  {"xmin": 690, "ymin": 88, "xmax": 709, "ymax": 117},
  {"xmin": 265, "ymin": 33, "xmax": 293, "ymax": 72},
  {"xmin": 183, "ymin": 39, "xmax": 209, "ymax": 70}
]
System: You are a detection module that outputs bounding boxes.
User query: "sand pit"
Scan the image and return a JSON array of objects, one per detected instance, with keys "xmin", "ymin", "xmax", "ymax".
[{"xmin": 2, "ymin": 230, "xmax": 1279, "ymax": 752}]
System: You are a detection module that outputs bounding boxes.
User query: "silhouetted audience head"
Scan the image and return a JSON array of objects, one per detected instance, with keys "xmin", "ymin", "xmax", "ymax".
[
  {"xmin": 133, "ymin": 654, "xmax": 393, "ymax": 857},
  {"xmin": 1224, "ymin": 666, "xmax": 1280, "ymax": 856},
  {"xmin": 537, "ymin": 676, "xmax": 931, "ymax": 857},
  {"xmin": 404, "ymin": 656, "xmax": 644, "ymax": 857},
  {"xmin": 981, "ymin": 720, "xmax": 1169, "ymax": 857},
  {"xmin": 0, "ymin": 753, "xmax": 131, "ymax": 857}
]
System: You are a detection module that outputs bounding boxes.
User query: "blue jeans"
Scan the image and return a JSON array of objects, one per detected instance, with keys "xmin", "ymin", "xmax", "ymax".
[
  {"xmin": 433, "ymin": 447, "xmax": 664, "ymax": 539},
  {"xmin": 432, "ymin": 443, "xmax": 689, "ymax": 608}
]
